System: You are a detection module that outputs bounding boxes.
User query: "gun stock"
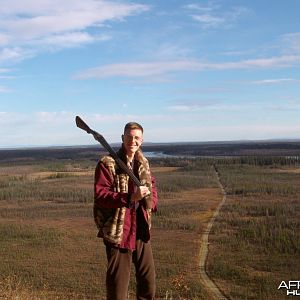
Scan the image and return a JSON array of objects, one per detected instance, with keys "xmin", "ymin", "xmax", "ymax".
[
  {"xmin": 75, "ymin": 116, "xmax": 93, "ymax": 134},
  {"xmin": 75, "ymin": 116, "xmax": 142, "ymax": 187}
]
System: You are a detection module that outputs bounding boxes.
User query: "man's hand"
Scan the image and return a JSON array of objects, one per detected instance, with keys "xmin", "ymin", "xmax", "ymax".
[{"xmin": 131, "ymin": 186, "xmax": 150, "ymax": 202}]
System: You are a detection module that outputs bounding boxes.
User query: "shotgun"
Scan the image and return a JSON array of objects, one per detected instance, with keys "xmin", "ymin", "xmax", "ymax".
[{"xmin": 75, "ymin": 116, "xmax": 142, "ymax": 187}]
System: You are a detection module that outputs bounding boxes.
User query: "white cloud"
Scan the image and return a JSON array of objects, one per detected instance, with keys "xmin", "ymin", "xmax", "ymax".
[
  {"xmin": 280, "ymin": 32, "xmax": 300, "ymax": 54},
  {"xmin": 220, "ymin": 124, "xmax": 300, "ymax": 140},
  {"xmin": 212, "ymin": 55, "xmax": 300, "ymax": 69},
  {"xmin": 89, "ymin": 113, "xmax": 165, "ymax": 124},
  {"xmin": 144, "ymin": 123, "xmax": 300, "ymax": 142},
  {"xmin": 185, "ymin": 2, "xmax": 250, "ymax": 29},
  {"xmin": 0, "ymin": 68, "xmax": 12, "ymax": 74},
  {"xmin": 0, "ymin": 111, "xmax": 166, "ymax": 147},
  {"xmin": 268, "ymin": 103, "xmax": 300, "ymax": 111},
  {"xmin": 0, "ymin": 75, "xmax": 14, "ymax": 79},
  {"xmin": 154, "ymin": 43, "xmax": 193, "ymax": 60},
  {"xmin": 251, "ymin": 78, "xmax": 298, "ymax": 85},
  {"xmin": 1, "ymin": 110, "xmax": 299, "ymax": 147},
  {"xmin": 171, "ymin": 87, "xmax": 232, "ymax": 95},
  {"xmin": 183, "ymin": 3, "xmax": 220, "ymax": 12},
  {"xmin": 0, "ymin": 111, "xmax": 84, "ymax": 147},
  {"xmin": 74, "ymin": 60, "xmax": 200, "ymax": 79},
  {"xmin": 168, "ymin": 104, "xmax": 203, "ymax": 112},
  {"xmin": 0, "ymin": 47, "xmax": 33, "ymax": 64},
  {"xmin": 32, "ymin": 32, "xmax": 111, "ymax": 50},
  {"xmin": 191, "ymin": 14, "xmax": 225, "ymax": 28},
  {"xmin": 0, "ymin": 33, "xmax": 10, "ymax": 46},
  {"xmin": 74, "ymin": 55, "xmax": 300, "ymax": 80},
  {"xmin": 0, "ymin": 86, "xmax": 10, "ymax": 92},
  {"xmin": 0, "ymin": 0, "xmax": 149, "ymax": 64},
  {"xmin": 0, "ymin": 68, "xmax": 13, "ymax": 91},
  {"xmin": 1, "ymin": 0, "xmax": 149, "ymax": 38},
  {"xmin": 167, "ymin": 102, "xmax": 250, "ymax": 112}
]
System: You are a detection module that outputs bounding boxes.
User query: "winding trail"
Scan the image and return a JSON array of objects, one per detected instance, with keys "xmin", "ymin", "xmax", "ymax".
[{"xmin": 199, "ymin": 166, "xmax": 228, "ymax": 300}]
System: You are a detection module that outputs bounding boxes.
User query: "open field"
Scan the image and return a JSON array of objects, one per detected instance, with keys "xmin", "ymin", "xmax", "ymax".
[
  {"xmin": 0, "ymin": 148, "xmax": 299, "ymax": 299},
  {"xmin": 208, "ymin": 158, "xmax": 300, "ymax": 300},
  {"xmin": 0, "ymin": 154, "xmax": 222, "ymax": 299}
]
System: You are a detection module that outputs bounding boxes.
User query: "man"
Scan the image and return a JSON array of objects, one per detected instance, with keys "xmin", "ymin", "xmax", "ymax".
[{"xmin": 94, "ymin": 122, "xmax": 158, "ymax": 300}]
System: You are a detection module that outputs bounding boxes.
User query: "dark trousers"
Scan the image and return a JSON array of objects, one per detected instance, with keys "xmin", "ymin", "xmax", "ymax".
[{"xmin": 105, "ymin": 240, "xmax": 156, "ymax": 300}]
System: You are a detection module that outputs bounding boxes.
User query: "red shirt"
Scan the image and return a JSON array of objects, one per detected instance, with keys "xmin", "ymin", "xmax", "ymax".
[{"xmin": 94, "ymin": 160, "xmax": 158, "ymax": 251}]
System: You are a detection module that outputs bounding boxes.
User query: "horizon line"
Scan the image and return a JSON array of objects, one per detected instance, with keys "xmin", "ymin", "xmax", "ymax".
[{"xmin": 1, "ymin": 138, "xmax": 300, "ymax": 151}]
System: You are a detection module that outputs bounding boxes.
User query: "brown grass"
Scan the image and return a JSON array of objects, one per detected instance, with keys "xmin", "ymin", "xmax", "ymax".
[
  {"xmin": 151, "ymin": 166, "xmax": 180, "ymax": 173},
  {"xmin": 207, "ymin": 162, "xmax": 300, "ymax": 300},
  {"xmin": 275, "ymin": 167, "xmax": 300, "ymax": 173},
  {"xmin": 2, "ymin": 157, "xmax": 297, "ymax": 299},
  {"xmin": 0, "ymin": 158, "xmax": 219, "ymax": 299}
]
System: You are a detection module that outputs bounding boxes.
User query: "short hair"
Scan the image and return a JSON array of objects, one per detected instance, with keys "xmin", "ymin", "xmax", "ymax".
[{"xmin": 124, "ymin": 122, "xmax": 144, "ymax": 134}]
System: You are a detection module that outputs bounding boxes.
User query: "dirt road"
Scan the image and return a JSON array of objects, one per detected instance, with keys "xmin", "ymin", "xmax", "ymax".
[{"xmin": 199, "ymin": 166, "xmax": 228, "ymax": 300}]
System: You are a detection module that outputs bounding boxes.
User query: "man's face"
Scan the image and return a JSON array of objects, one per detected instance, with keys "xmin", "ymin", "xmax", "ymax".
[{"xmin": 123, "ymin": 128, "xmax": 143, "ymax": 157}]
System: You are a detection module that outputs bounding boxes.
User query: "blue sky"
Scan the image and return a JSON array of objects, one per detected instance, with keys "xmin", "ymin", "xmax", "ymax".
[{"xmin": 1, "ymin": 0, "xmax": 300, "ymax": 148}]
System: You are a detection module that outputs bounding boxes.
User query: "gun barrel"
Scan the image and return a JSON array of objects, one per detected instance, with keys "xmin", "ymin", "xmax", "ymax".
[{"xmin": 75, "ymin": 116, "xmax": 141, "ymax": 187}]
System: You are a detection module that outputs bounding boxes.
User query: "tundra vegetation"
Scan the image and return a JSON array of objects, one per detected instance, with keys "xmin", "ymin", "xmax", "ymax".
[
  {"xmin": 208, "ymin": 156, "xmax": 300, "ymax": 300},
  {"xmin": 0, "ymin": 151, "xmax": 299, "ymax": 299}
]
